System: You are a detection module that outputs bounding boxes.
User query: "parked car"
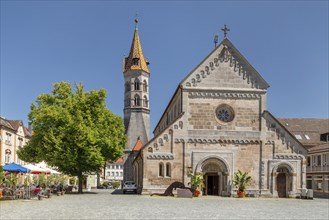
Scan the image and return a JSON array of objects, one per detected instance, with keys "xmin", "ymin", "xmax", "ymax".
[{"xmin": 123, "ymin": 181, "xmax": 137, "ymax": 194}]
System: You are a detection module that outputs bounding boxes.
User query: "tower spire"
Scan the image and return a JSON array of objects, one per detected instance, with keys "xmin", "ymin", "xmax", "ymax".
[{"xmin": 123, "ymin": 18, "xmax": 150, "ymax": 73}]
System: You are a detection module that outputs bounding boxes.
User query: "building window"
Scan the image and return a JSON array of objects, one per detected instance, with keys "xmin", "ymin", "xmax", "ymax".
[
  {"xmin": 134, "ymin": 79, "xmax": 140, "ymax": 90},
  {"xmin": 143, "ymin": 96, "xmax": 148, "ymax": 107},
  {"xmin": 304, "ymin": 135, "xmax": 310, "ymax": 140},
  {"xmin": 5, "ymin": 149, "xmax": 11, "ymax": 164},
  {"xmin": 307, "ymin": 157, "xmax": 311, "ymax": 167},
  {"xmin": 143, "ymin": 80, "xmax": 147, "ymax": 92},
  {"xmin": 18, "ymin": 137, "xmax": 23, "ymax": 146},
  {"xmin": 323, "ymin": 154, "xmax": 328, "ymax": 166},
  {"xmin": 133, "ymin": 58, "xmax": 139, "ymax": 66},
  {"xmin": 166, "ymin": 163, "xmax": 171, "ymax": 177},
  {"xmin": 5, "ymin": 133, "xmax": 12, "ymax": 145},
  {"xmin": 134, "ymin": 95, "xmax": 140, "ymax": 106},
  {"xmin": 159, "ymin": 162, "xmax": 164, "ymax": 177},
  {"xmin": 215, "ymin": 104, "xmax": 235, "ymax": 123},
  {"xmin": 295, "ymin": 135, "xmax": 302, "ymax": 140},
  {"xmin": 317, "ymin": 155, "xmax": 322, "ymax": 166}
]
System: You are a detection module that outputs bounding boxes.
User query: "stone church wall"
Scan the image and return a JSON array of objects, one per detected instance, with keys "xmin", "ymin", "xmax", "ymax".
[{"xmin": 187, "ymin": 97, "xmax": 260, "ymax": 132}]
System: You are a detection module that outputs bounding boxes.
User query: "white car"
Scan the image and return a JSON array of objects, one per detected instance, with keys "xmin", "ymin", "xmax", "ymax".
[{"xmin": 123, "ymin": 181, "xmax": 137, "ymax": 194}]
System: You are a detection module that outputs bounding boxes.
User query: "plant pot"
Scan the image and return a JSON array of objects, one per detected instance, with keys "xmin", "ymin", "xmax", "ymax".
[
  {"xmin": 193, "ymin": 190, "xmax": 200, "ymax": 197},
  {"xmin": 237, "ymin": 191, "xmax": 246, "ymax": 198}
]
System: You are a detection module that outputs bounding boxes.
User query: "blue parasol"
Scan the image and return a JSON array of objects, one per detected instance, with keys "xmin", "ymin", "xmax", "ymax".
[{"xmin": 3, "ymin": 162, "xmax": 31, "ymax": 173}]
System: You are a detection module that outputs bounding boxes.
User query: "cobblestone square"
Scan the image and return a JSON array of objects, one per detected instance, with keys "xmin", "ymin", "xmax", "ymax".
[{"xmin": 0, "ymin": 189, "xmax": 328, "ymax": 220}]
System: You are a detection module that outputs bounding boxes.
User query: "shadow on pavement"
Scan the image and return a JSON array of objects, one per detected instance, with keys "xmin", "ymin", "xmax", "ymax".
[{"xmin": 111, "ymin": 189, "xmax": 123, "ymax": 194}]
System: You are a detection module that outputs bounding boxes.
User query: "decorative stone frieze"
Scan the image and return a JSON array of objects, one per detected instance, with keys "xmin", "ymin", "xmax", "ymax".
[
  {"xmin": 175, "ymin": 138, "xmax": 261, "ymax": 144},
  {"xmin": 274, "ymin": 154, "xmax": 305, "ymax": 160},
  {"xmin": 146, "ymin": 153, "xmax": 174, "ymax": 160},
  {"xmin": 188, "ymin": 91, "xmax": 261, "ymax": 99},
  {"xmin": 263, "ymin": 111, "xmax": 307, "ymax": 155}
]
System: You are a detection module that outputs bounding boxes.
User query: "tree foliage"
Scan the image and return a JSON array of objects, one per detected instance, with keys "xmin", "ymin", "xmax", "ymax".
[{"xmin": 17, "ymin": 82, "xmax": 126, "ymax": 193}]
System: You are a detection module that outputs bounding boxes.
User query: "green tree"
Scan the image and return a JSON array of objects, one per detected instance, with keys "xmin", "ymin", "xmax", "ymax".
[{"xmin": 17, "ymin": 82, "xmax": 126, "ymax": 193}]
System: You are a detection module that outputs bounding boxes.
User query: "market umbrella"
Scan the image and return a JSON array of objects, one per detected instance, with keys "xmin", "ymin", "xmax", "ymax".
[
  {"xmin": 23, "ymin": 164, "xmax": 50, "ymax": 174},
  {"xmin": 43, "ymin": 167, "xmax": 61, "ymax": 174},
  {"xmin": 3, "ymin": 163, "xmax": 31, "ymax": 173}
]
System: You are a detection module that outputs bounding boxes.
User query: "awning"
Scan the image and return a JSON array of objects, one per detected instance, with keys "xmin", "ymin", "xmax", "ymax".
[
  {"xmin": 3, "ymin": 162, "xmax": 31, "ymax": 173},
  {"xmin": 43, "ymin": 167, "xmax": 61, "ymax": 174},
  {"xmin": 23, "ymin": 164, "xmax": 50, "ymax": 174}
]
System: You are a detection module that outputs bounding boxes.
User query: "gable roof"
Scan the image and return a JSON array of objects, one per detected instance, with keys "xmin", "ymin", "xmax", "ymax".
[{"xmin": 181, "ymin": 37, "xmax": 270, "ymax": 89}]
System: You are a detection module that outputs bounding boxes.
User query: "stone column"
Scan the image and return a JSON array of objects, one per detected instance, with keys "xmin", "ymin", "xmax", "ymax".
[
  {"xmin": 272, "ymin": 172, "xmax": 278, "ymax": 197},
  {"xmin": 302, "ymin": 159, "xmax": 307, "ymax": 189}
]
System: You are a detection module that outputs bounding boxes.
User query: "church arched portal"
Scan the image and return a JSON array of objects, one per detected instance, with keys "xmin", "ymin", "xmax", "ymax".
[
  {"xmin": 276, "ymin": 166, "xmax": 291, "ymax": 198},
  {"xmin": 201, "ymin": 158, "xmax": 228, "ymax": 196}
]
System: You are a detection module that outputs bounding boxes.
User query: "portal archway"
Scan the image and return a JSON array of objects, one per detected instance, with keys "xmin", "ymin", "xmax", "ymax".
[
  {"xmin": 274, "ymin": 164, "xmax": 293, "ymax": 198},
  {"xmin": 200, "ymin": 158, "xmax": 229, "ymax": 196}
]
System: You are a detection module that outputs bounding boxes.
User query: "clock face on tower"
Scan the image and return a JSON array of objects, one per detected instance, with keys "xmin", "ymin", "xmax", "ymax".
[{"xmin": 215, "ymin": 104, "xmax": 235, "ymax": 123}]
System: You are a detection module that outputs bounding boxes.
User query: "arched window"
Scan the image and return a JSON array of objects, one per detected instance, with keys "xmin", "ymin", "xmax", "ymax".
[
  {"xmin": 166, "ymin": 163, "xmax": 171, "ymax": 177},
  {"xmin": 5, "ymin": 149, "xmax": 11, "ymax": 164},
  {"xmin": 134, "ymin": 78, "xmax": 140, "ymax": 91},
  {"xmin": 159, "ymin": 162, "xmax": 164, "ymax": 177},
  {"xmin": 143, "ymin": 80, "xmax": 147, "ymax": 92},
  {"xmin": 134, "ymin": 94, "xmax": 140, "ymax": 106},
  {"xmin": 143, "ymin": 96, "xmax": 148, "ymax": 107}
]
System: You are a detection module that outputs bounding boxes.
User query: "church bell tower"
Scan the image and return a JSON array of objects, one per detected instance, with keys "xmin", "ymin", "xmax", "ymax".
[{"xmin": 123, "ymin": 19, "xmax": 150, "ymax": 182}]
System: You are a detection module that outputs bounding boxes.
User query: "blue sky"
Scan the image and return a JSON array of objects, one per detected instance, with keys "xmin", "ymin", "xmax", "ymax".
[{"xmin": 1, "ymin": 1, "xmax": 328, "ymax": 134}]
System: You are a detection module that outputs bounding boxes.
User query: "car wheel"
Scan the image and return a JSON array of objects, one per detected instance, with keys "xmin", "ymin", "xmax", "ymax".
[
  {"xmin": 134, "ymin": 189, "xmax": 137, "ymax": 194},
  {"xmin": 123, "ymin": 190, "xmax": 126, "ymax": 194}
]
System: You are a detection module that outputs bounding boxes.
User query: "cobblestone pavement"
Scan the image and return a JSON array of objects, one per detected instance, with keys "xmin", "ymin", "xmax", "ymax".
[{"xmin": 0, "ymin": 189, "xmax": 328, "ymax": 220}]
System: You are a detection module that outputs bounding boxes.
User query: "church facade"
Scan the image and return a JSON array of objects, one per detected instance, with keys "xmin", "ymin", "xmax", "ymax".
[{"xmin": 124, "ymin": 22, "xmax": 307, "ymax": 198}]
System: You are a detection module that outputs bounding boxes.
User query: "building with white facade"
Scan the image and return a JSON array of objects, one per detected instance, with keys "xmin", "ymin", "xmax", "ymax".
[{"xmin": 0, "ymin": 117, "xmax": 31, "ymax": 166}]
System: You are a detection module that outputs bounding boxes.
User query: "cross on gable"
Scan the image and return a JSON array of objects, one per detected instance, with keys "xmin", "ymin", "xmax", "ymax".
[{"xmin": 221, "ymin": 24, "xmax": 230, "ymax": 38}]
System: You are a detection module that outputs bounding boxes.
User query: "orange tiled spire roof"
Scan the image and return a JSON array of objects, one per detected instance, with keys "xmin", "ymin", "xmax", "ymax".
[
  {"xmin": 123, "ymin": 18, "xmax": 150, "ymax": 73},
  {"xmin": 132, "ymin": 137, "xmax": 144, "ymax": 151}
]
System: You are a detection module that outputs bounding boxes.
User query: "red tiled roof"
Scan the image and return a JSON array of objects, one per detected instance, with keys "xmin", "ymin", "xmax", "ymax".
[
  {"xmin": 132, "ymin": 139, "xmax": 144, "ymax": 151},
  {"xmin": 115, "ymin": 157, "xmax": 124, "ymax": 164}
]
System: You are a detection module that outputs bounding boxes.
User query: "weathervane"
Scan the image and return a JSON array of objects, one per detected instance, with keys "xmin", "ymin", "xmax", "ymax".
[
  {"xmin": 221, "ymin": 24, "xmax": 230, "ymax": 38},
  {"xmin": 135, "ymin": 13, "xmax": 138, "ymax": 30}
]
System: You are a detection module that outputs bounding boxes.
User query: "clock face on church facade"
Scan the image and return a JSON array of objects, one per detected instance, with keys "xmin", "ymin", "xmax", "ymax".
[{"xmin": 215, "ymin": 104, "xmax": 235, "ymax": 123}]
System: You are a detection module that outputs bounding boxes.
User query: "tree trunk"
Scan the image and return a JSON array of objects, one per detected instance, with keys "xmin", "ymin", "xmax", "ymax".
[
  {"xmin": 78, "ymin": 175, "xmax": 83, "ymax": 194},
  {"xmin": 103, "ymin": 164, "xmax": 106, "ymax": 180},
  {"xmin": 97, "ymin": 172, "xmax": 100, "ymax": 187}
]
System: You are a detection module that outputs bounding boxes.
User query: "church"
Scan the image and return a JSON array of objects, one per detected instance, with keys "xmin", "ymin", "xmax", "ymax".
[{"xmin": 122, "ymin": 19, "xmax": 307, "ymax": 198}]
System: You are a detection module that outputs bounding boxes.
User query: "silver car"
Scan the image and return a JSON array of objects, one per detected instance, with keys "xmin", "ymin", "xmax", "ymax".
[{"xmin": 123, "ymin": 181, "xmax": 137, "ymax": 194}]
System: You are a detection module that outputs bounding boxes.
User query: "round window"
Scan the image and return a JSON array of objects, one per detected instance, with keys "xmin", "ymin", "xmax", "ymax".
[{"xmin": 215, "ymin": 104, "xmax": 234, "ymax": 122}]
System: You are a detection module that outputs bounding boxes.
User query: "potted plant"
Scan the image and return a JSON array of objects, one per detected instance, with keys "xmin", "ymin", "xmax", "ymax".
[
  {"xmin": 188, "ymin": 172, "xmax": 205, "ymax": 197},
  {"xmin": 233, "ymin": 170, "xmax": 252, "ymax": 198}
]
